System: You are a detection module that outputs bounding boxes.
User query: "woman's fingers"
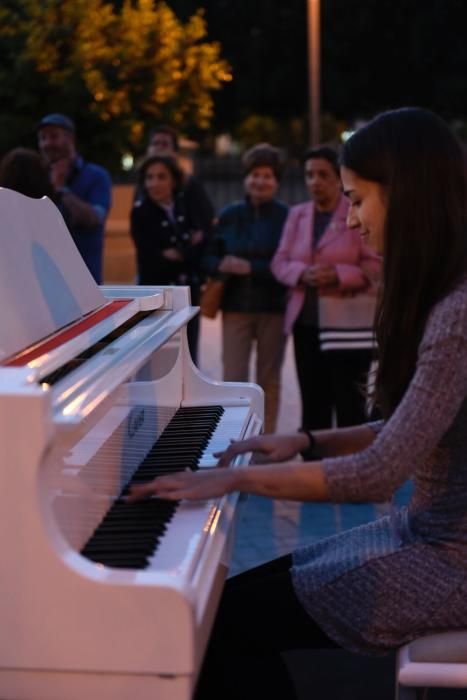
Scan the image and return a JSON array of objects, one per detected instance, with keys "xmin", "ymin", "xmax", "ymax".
[
  {"xmin": 214, "ymin": 449, "xmax": 237, "ymax": 467},
  {"xmin": 127, "ymin": 471, "xmax": 191, "ymax": 502},
  {"xmin": 126, "ymin": 481, "xmax": 160, "ymax": 502},
  {"xmin": 213, "ymin": 435, "xmax": 293, "ymax": 466},
  {"xmin": 127, "ymin": 469, "xmax": 233, "ymax": 502},
  {"xmin": 214, "ymin": 437, "xmax": 259, "ymax": 466}
]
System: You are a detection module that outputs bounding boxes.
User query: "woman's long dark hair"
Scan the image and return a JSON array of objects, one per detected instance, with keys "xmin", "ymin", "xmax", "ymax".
[
  {"xmin": 0, "ymin": 147, "xmax": 55, "ymax": 200},
  {"xmin": 342, "ymin": 107, "xmax": 467, "ymax": 418},
  {"xmin": 138, "ymin": 154, "xmax": 184, "ymax": 194}
]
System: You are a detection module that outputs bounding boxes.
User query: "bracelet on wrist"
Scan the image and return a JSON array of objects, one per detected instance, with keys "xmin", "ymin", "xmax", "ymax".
[{"xmin": 298, "ymin": 428, "xmax": 320, "ymax": 461}]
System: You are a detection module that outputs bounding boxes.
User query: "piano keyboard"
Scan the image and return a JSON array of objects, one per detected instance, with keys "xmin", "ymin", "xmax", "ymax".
[
  {"xmin": 81, "ymin": 405, "xmax": 223, "ymax": 568},
  {"xmin": 148, "ymin": 404, "xmax": 253, "ymax": 574},
  {"xmin": 198, "ymin": 405, "xmax": 252, "ymax": 467}
]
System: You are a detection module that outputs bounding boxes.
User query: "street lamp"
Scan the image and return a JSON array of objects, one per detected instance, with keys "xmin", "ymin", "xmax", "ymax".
[{"xmin": 307, "ymin": 0, "xmax": 321, "ymax": 146}]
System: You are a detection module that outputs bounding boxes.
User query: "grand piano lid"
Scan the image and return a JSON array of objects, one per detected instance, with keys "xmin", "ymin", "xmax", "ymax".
[{"xmin": 0, "ymin": 187, "xmax": 106, "ymax": 362}]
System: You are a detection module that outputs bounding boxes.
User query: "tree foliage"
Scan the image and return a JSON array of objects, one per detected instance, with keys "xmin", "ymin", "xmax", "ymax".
[{"xmin": 0, "ymin": 0, "xmax": 231, "ymax": 172}]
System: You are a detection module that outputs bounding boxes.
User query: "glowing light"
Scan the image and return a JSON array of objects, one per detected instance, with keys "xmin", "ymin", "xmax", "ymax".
[
  {"xmin": 121, "ymin": 153, "xmax": 134, "ymax": 171},
  {"xmin": 341, "ymin": 130, "xmax": 355, "ymax": 142}
]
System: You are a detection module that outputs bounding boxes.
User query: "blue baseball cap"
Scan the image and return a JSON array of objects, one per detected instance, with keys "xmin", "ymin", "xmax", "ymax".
[{"xmin": 36, "ymin": 113, "xmax": 75, "ymax": 133}]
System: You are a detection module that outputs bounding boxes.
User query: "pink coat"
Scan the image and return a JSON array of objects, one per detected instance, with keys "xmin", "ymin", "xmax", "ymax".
[{"xmin": 271, "ymin": 195, "xmax": 381, "ymax": 334}]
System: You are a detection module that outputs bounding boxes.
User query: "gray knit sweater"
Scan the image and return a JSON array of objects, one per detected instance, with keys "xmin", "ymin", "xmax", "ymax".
[{"xmin": 292, "ymin": 277, "xmax": 467, "ymax": 654}]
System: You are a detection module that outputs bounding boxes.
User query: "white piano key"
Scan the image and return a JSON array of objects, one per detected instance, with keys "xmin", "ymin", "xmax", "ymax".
[
  {"xmin": 145, "ymin": 499, "xmax": 218, "ymax": 574},
  {"xmin": 198, "ymin": 405, "xmax": 251, "ymax": 468}
]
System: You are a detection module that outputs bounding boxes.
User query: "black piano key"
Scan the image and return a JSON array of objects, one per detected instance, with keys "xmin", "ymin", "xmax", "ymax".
[
  {"xmin": 139, "ymin": 452, "xmax": 201, "ymax": 462},
  {"xmin": 96, "ymin": 502, "xmax": 174, "ymax": 525},
  {"xmin": 80, "ymin": 405, "xmax": 224, "ymax": 569},
  {"xmin": 86, "ymin": 554, "xmax": 149, "ymax": 568},
  {"xmin": 144, "ymin": 445, "xmax": 207, "ymax": 455},
  {"xmin": 84, "ymin": 540, "xmax": 157, "ymax": 554}
]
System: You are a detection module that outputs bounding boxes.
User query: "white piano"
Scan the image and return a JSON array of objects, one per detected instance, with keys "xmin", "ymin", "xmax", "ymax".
[{"xmin": 0, "ymin": 188, "xmax": 263, "ymax": 700}]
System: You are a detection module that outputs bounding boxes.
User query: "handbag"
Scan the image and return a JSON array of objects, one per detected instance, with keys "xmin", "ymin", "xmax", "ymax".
[
  {"xmin": 199, "ymin": 277, "xmax": 225, "ymax": 319},
  {"xmin": 318, "ymin": 294, "xmax": 377, "ymax": 352}
]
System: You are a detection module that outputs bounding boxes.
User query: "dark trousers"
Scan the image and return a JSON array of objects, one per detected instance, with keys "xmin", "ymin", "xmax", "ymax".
[
  {"xmin": 187, "ymin": 284, "xmax": 200, "ymax": 365},
  {"xmin": 293, "ymin": 323, "xmax": 373, "ymax": 430},
  {"xmin": 194, "ymin": 555, "xmax": 339, "ymax": 700}
]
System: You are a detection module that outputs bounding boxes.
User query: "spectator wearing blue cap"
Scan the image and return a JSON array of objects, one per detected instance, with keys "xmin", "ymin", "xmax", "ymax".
[{"xmin": 37, "ymin": 113, "xmax": 112, "ymax": 283}]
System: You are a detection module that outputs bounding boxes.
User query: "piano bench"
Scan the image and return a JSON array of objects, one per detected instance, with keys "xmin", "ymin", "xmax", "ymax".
[{"xmin": 396, "ymin": 630, "xmax": 467, "ymax": 699}]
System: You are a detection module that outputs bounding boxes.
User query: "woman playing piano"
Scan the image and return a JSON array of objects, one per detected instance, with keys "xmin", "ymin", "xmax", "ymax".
[{"xmin": 130, "ymin": 108, "xmax": 467, "ymax": 699}]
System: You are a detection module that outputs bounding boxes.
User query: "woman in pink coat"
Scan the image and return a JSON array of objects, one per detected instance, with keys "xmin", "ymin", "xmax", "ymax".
[{"xmin": 271, "ymin": 146, "xmax": 381, "ymax": 430}]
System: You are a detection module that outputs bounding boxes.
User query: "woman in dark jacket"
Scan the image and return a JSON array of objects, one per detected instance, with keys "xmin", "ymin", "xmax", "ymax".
[
  {"xmin": 203, "ymin": 143, "xmax": 288, "ymax": 432},
  {"xmin": 131, "ymin": 154, "xmax": 205, "ymax": 363}
]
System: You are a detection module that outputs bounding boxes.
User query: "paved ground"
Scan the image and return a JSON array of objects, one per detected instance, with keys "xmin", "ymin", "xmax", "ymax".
[{"xmin": 197, "ymin": 315, "xmax": 461, "ymax": 700}]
